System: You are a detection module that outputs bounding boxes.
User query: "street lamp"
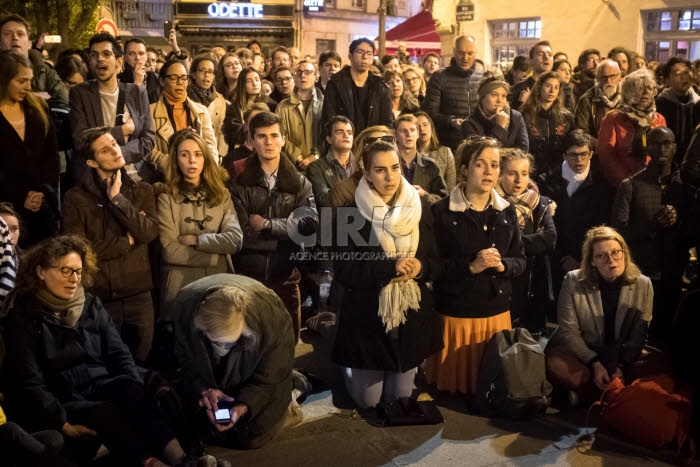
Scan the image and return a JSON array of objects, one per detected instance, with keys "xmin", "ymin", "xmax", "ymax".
[{"xmin": 378, "ymin": 0, "xmax": 386, "ymax": 57}]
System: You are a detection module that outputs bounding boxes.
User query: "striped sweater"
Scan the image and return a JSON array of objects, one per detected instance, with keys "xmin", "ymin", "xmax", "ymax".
[{"xmin": 0, "ymin": 217, "xmax": 16, "ymax": 306}]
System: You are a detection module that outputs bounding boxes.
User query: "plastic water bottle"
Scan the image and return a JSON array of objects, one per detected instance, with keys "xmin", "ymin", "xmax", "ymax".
[{"xmin": 318, "ymin": 270, "xmax": 332, "ymax": 311}]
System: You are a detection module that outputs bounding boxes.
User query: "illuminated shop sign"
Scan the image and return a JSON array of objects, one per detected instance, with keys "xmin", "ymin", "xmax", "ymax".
[
  {"xmin": 303, "ymin": 0, "xmax": 324, "ymax": 12},
  {"xmin": 208, "ymin": 2, "xmax": 264, "ymax": 18}
]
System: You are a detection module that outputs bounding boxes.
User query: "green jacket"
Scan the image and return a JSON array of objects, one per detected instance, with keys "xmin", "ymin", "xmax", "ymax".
[{"xmin": 32, "ymin": 63, "xmax": 69, "ymax": 108}]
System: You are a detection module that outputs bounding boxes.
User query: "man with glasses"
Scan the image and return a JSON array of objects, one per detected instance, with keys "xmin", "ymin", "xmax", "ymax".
[
  {"xmin": 423, "ymin": 35, "xmax": 482, "ymax": 150},
  {"xmin": 320, "ymin": 37, "xmax": 392, "ymax": 146},
  {"xmin": 656, "ymin": 57, "xmax": 700, "ymax": 164},
  {"xmin": 508, "ymin": 40, "xmax": 554, "ymax": 112},
  {"xmin": 62, "ymin": 126, "xmax": 159, "ymax": 363},
  {"xmin": 118, "ymin": 38, "xmax": 161, "ymax": 104},
  {"xmin": 270, "ymin": 66, "xmax": 295, "ymax": 105},
  {"xmin": 574, "ymin": 59, "xmax": 622, "ymax": 138},
  {"xmin": 276, "ymin": 60, "xmax": 324, "ymax": 171},
  {"xmin": 538, "ymin": 130, "xmax": 614, "ymax": 292},
  {"xmin": 571, "ymin": 48, "xmax": 600, "ymax": 103},
  {"xmin": 612, "ymin": 126, "xmax": 686, "ymax": 339},
  {"xmin": 70, "ymin": 33, "xmax": 156, "ymax": 184},
  {"xmin": 0, "ymin": 14, "xmax": 68, "ymax": 107}
]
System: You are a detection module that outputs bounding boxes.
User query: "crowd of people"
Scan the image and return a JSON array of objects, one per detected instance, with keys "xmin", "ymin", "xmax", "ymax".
[{"xmin": 1, "ymin": 10, "xmax": 700, "ymax": 465}]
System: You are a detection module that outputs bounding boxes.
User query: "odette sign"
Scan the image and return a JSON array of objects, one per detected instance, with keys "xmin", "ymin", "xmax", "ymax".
[{"xmin": 207, "ymin": 2, "xmax": 264, "ymax": 18}]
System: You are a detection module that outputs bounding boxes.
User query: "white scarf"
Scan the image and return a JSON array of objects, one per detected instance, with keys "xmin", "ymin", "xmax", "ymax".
[
  {"xmin": 561, "ymin": 161, "xmax": 590, "ymax": 197},
  {"xmin": 355, "ymin": 177, "xmax": 422, "ymax": 332}
]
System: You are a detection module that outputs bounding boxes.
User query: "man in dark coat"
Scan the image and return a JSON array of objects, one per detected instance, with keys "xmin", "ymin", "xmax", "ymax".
[
  {"xmin": 70, "ymin": 33, "xmax": 156, "ymax": 184},
  {"xmin": 173, "ymin": 274, "xmax": 299, "ymax": 449},
  {"xmin": 319, "ymin": 38, "xmax": 392, "ymax": 146},
  {"xmin": 62, "ymin": 127, "xmax": 158, "ymax": 363},
  {"xmin": 230, "ymin": 112, "xmax": 318, "ymax": 340},
  {"xmin": 508, "ymin": 40, "xmax": 554, "ymax": 112},
  {"xmin": 118, "ymin": 38, "xmax": 161, "ymax": 104},
  {"xmin": 422, "ymin": 35, "xmax": 483, "ymax": 150}
]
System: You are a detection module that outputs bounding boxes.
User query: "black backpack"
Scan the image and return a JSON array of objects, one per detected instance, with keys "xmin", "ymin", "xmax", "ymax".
[{"xmin": 474, "ymin": 328, "xmax": 552, "ymax": 419}]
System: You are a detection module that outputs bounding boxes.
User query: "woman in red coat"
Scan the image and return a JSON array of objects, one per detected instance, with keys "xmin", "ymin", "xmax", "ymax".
[{"xmin": 597, "ymin": 69, "xmax": 666, "ymax": 188}]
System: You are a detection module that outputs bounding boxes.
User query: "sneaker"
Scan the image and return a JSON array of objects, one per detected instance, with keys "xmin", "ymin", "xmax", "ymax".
[
  {"xmin": 567, "ymin": 390, "xmax": 580, "ymax": 408},
  {"xmin": 291, "ymin": 369, "xmax": 313, "ymax": 403}
]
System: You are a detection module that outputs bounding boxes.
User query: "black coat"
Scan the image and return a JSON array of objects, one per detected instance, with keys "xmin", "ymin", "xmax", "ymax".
[
  {"xmin": 320, "ymin": 66, "xmax": 393, "ymax": 143},
  {"xmin": 509, "ymin": 196, "xmax": 557, "ymax": 329},
  {"xmin": 461, "ymin": 108, "xmax": 529, "ymax": 151},
  {"xmin": 0, "ymin": 100, "xmax": 59, "ymax": 247},
  {"xmin": 524, "ymin": 107, "xmax": 575, "ymax": 175},
  {"xmin": 4, "ymin": 293, "xmax": 140, "ymax": 432},
  {"xmin": 431, "ymin": 191, "xmax": 526, "ymax": 318},
  {"xmin": 173, "ymin": 274, "xmax": 294, "ymax": 441},
  {"xmin": 331, "ymin": 205, "xmax": 442, "ymax": 372}
]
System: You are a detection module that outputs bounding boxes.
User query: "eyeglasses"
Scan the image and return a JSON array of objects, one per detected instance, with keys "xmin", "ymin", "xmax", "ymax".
[
  {"xmin": 640, "ymin": 85, "xmax": 657, "ymax": 95},
  {"xmin": 276, "ymin": 76, "xmax": 294, "ymax": 83},
  {"xmin": 49, "ymin": 266, "xmax": 83, "ymax": 278},
  {"xmin": 295, "ymin": 69, "xmax": 315, "ymax": 77},
  {"xmin": 196, "ymin": 69, "xmax": 215, "ymax": 76},
  {"xmin": 89, "ymin": 50, "xmax": 115, "ymax": 60},
  {"xmin": 165, "ymin": 74, "xmax": 189, "ymax": 84},
  {"xmin": 363, "ymin": 135, "xmax": 395, "ymax": 147},
  {"xmin": 223, "ymin": 62, "xmax": 240, "ymax": 69},
  {"xmin": 598, "ymin": 73, "xmax": 620, "ymax": 82},
  {"xmin": 354, "ymin": 49, "xmax": 374, "ymax": 57},
  {"xmin": 564, "ymin": 150, "xmax": 592, "ymax": 160},
  {"xmin": 593, "ymin": 249, "xmax": 624, "ymax": 262}
]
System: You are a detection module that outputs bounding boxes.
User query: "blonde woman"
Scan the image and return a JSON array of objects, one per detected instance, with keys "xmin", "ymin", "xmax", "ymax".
[
  {"xmin": 157, "ymin": 130, "xmax": 243, "ymax": 314},
  {"xmin": 545, "ymin": 225, "xmax": 653, "ymax": 404}
]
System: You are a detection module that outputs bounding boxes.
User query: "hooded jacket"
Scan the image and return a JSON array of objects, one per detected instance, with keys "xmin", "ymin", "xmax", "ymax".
[
  {"xmin": 423, "ymin": 58, "xmax": 482, "ymax": 150},
  {"xmin": 173, "ymin": 274, "xmax": 294, "ymax": 443}
]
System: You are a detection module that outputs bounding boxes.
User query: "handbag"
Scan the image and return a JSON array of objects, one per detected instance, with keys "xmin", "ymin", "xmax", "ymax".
[{"xmin": 376, "ymin": 397, "xmax": 444, "ymax": 427}]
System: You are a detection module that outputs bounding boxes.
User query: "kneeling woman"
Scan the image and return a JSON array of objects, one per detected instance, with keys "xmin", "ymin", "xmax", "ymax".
[
  {"xmin": 332, "ymin": 140, "xmax": 442, "ymax": 409},
  {"xmin": 546, "ymin": 226, "xmax": 653, "ymax": 401},
  {"xmin": 4, "ymin": 235, "xmax": 222, "ymax": 466},
  {"xmin": 424, "ymin": 137, "xmax": 526, "ymax": 395}
]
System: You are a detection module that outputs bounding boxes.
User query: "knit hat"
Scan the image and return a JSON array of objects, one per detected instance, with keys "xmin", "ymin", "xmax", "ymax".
[{"xmin": 478, "ymin": 75, "xmax": 510, "ymax": 103}]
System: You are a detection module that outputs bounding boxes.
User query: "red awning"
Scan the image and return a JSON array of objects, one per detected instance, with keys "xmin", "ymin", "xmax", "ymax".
[{"xmin": 377, "ymin": 10, "xmax": 441, "ymax": 57}]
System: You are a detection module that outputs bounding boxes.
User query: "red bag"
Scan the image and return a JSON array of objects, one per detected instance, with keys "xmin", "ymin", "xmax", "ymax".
[{"xmin": 598, "ymin": 374, "xmax": 692, "ymax": 450}]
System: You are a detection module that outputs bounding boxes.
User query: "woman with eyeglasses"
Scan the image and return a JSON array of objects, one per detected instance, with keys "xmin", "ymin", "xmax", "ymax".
[
  {"xmin": 545, "ymin": 226, "xmax": 653, "ymax": 406},
  {"xmin": 215, "ymin": 53, "xmax": 242, "ymax": 102},
  {"xmin": 520, "ymin": 71, "xmax": 574, "ymax": 176},
  {"xmin": 384, "ymin": 70, "xmax": 419, "ymax": 118},
  {"xmin": 0, "ymin": 50, "xmax": 59, "ymax": 248},
  {"xmin": 157, "ymin": 130, "xmax": 242, "ymax": 315},
  {"xmin": 598, "ymin": 69, "xmax": 666, "ymax": 188},
  {"xmin": 415, "ymin": 112, "xmax": 457, "ymax": 191},
  {"xmin": 331, "ymin": 140, "xmax": 442, "ymax": 409},
  {"xmin": 188, "ymin": 54, "xmax": 228, "ymax": 158},
  {"xmin": 329, "ymin": 125, "xmax": 395, "ymax": 208},
  {"xmin": 423, "ymin": 137, "xmax": 525, "ymax": 396},
  {"xmin": 4, "ymin": 235, "xmax": 228, "ymax": 467},
  {"xmin": 149, "ymin": 59, "xmax": 219, "ymax": 181}
]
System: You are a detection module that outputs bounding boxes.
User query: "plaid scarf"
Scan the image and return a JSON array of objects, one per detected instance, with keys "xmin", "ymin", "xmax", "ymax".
[
  {"xmin": 499, "ymin": 187, "xmax": 540, "ymax": 230},
  {"xmin": 617, "ymin": 102, "xmax": 656, "ymax": 128}
]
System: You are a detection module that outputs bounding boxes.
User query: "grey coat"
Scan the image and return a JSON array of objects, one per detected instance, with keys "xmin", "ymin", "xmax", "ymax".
[{"xmin": 555, "ymin": 269, "xmax": 653, "ymax": 367}]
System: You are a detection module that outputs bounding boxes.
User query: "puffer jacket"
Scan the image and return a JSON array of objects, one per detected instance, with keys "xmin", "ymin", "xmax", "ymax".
[
  {"xmin": 423, "ymin": 58, "xmax": 482, "ymax": 150},
  {"xmin": 157, "ymin": 185, "xmax": 243, "ymax": 315},
  {"xmin": 62, "ymin": 169, "xmax": 158, "ymax": 301},
  {"xmin": 230, "ymin": 154, "xmax": 318, "ymax": 281}
]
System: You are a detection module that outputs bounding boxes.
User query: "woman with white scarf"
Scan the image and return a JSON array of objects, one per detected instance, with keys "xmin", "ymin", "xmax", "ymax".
[
  {"xmin": 330, "ymin": 140, "xmax": 442, "ymax": 409},
  {"xmin": 423, "ymin": 137, "xmax": 526, "ymax": 396},
  {"xmin": 497, "ymin": 149, "xmax": 557, "ymax": 337}
]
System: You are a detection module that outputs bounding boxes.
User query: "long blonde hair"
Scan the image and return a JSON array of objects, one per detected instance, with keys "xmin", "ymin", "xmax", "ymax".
[
  {"xmin": 579, "ymin": 225, "xmax": 641, "ymax": 285},
  {"xmin": 165, "ymin": 130, "xmax": 230, "ymax": 207}
]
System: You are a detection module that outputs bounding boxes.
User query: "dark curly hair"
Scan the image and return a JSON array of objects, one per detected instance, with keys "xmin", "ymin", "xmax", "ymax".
[{"xmin": 15, "ymin": 234, "xmax": 99, "ymax": 295}]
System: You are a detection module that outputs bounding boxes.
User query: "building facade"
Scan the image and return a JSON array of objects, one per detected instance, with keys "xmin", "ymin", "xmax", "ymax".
[{"xmin": 431, "ymin": 0, "xmax": 700, "ymax": 68}]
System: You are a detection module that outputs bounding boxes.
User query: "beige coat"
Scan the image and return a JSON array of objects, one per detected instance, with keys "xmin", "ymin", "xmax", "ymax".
[
  {"xmin": 555, "ymin": 269, "xmax": 653, "ymax": 365},
  {"xmin": 276, "ymin": 88, "xmax": 323, "ymax": 163},
  {"xmin": 157, "ymin": 188, "xmax": 243, "ymax": 317},
  {"xmin": 149, "ymin": 97, "xmax": 219, "ymax": 177},
  {"xmin": 206, "ymin": 91, "xmax": 228, "ymax": 157}
]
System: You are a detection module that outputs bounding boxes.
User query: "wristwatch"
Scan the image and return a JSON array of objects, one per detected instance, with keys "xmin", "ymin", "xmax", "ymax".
[{"xmin": 263, "ymin": 219, "xmax": 271, "ymax": 230}]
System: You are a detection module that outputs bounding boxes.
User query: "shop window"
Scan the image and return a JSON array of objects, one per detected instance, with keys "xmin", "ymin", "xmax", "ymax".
[
  {"xmin": 679, "ymin": 9, "xmax": 700, "ymax": 30},
  {"xmin": 352, "ymin": 0, "xmax": 364, "ymax": 8},
  {"xmin": 644, "ymin": 8, "xmax": 700, "ymax": 61},
  {"xmin": 489, "ymin": 18, "xmax": 541, "ymax": 68}
]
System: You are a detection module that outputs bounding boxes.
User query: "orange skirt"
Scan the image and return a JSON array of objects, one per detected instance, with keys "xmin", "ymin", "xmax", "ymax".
[{"xmin": 423, "ymin": 311, "xmax": 511, "ymax": 395}]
